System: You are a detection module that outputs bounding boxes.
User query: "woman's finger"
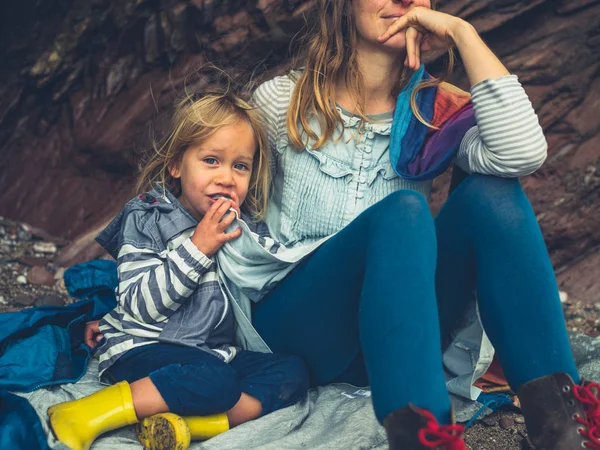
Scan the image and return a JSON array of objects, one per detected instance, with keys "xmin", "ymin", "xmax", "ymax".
[
  {"xmin": 405, "ymin": 27, "xmax": 418, "ymax": 69},
  {"xmin": 379, "ymin": 15, "xmax": 407, "ymax": 42},
  {"xmin": 378, "ymin": 9, "xmax": 428, "ymax": 42},
  {"xmin": 415, "ymin": 30, "xmax": 424, "ymax": 70}
]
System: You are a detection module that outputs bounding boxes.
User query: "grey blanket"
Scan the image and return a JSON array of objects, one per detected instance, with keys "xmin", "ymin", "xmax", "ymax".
[{"xmin": 17, "ymin": 333, "xmax": 600, "ymax": 450}]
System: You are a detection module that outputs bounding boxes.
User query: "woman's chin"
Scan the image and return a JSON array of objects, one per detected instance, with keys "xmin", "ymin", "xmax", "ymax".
[{"xmin": 383, "ymin": 36, "xmax": 407, "ymax": 51}]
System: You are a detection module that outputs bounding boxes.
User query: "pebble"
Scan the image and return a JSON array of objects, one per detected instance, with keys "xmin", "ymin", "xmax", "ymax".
[
  {"xmin": 0, "ymin": 225, "xmax": 6, "ymax": 237},
  {"xmin": 559, "ymin": 291, "xmax": 568, "ymax": 303},
  {"xmin": 16, "ymin": 275, "xmax": 27, "ymax": 285},
  {"xmin": 13, "ymin": 294, "xmax": 35, "ymax": 306},
  {"xmin": 482, "ymin": 415, "xmax": 496, "ymax": 427},
  {"xmin": 35, "ymin": 295, "xmax": 65, "ymax": 307},
  {"xmin": 0, "ymin": 295, "xmax": 7, "ymax": 305},
  {"xmin": 17, "ymin": 229, "xmax": 32, "ymax": 241},
  {"xmin": 33, "ymin": 242, "xmax": 57, "ymax": 254},
  {"xmin": 594, "ymin": 303, "xmax": 600, "ymax": 311},
  {"xmin": 27, "ymin": 266, "xmax": 55, "ymax": 286},
  {"xmin": 18, "ymin": 256, "xmax": 49, "ymax": 266},
  {"xmin": 514, "ymin": 416, "xmax": 525, "ymax": 424},
  {"xmin": 499, "ymin": 416, "xmax": 515, "ymax": 429}
]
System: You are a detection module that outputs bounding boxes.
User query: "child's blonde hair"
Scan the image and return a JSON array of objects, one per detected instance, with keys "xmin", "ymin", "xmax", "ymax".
[{"xmin": 136, "ymin": 89, "xmax": 271, "ymax": 221}]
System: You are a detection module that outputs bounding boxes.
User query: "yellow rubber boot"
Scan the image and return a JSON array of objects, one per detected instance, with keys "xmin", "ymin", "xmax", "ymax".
[
  {"xmin": 47, "ymin": 381, "xmax": 138, "ymax": 450},
  {"xmin": 185, "ymin": 414, "xmax": 229, "ymax": 440},
  {"xmin": 136, "ymin": 413, "xmax": 229, "ymax": 450}
]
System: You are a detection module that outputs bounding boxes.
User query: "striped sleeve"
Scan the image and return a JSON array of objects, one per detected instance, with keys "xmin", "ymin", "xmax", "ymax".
[
  {"xmin": 455, "ymin": 75, "xmax": 548, "ymax": 177},
  {"xmin": 116, "ymin": 237, "xmax": 213, "ymax": 324},
  {"xmin": 252, "ymin": 75, "xmax": 294, "ymax": 156}
]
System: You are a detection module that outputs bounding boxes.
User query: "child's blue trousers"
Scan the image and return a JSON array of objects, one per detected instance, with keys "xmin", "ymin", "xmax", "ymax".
[
  {"xmin": 104, "ymin": 345, "xmax": 309, "ymax": 417},
  {"xmin": 252, "ymin": 174, "xmax": 580, "ymax": 424}
]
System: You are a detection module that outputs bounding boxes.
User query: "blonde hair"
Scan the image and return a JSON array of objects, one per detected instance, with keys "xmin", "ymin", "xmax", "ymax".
[
  {"xmin": 136, "ymin": 89, "xmax": 271, "ymax": 221},
  {"xmin": 287, "ymin": 0, "xmax": 455, "ymax": 150}
]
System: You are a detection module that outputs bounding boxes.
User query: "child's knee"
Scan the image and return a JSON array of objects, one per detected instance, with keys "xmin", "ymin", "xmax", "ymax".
[
  {"xmin": 152, "ymin": 363, "xmax": 241, "ymax": 416},
  {"xmin": 278, "ymin": 355, "xmax": 310, "ymax": 400}
]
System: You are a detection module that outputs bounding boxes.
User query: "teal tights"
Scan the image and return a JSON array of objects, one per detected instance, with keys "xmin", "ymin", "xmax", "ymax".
[{"xmin": 253, "ymin": 174, "xmax": 579, "ymax": 424}]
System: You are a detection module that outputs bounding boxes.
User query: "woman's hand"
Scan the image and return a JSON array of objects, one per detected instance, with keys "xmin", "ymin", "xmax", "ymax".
[
  {"xmin": 191, "ymin": 197, "xmax": 242, "ymax": 257},
  {"xmin": 378, "ymin": 7, "xmax": 463, "ymax": 70},
  {"xmin": 85, "ymin": 320, "xmax": 104, "ymax": 349},
  {"xmin": 378, "ymin": 6, "xmax": 509, "ymax": 86}
]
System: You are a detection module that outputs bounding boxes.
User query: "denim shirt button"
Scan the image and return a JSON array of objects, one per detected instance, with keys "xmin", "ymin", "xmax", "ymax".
[
  {"xmin": 359, "ymin": 176, "xmax": 367, "ymax": 184},
  {"xmin": 366, "ymin": 131, "xmax": 375, "ymax": 139},
  {"xmin": 364, "ymin": 146, "xmax": 372, "ymax": 154},
  {"xmin": 356, "ymin": 192, "xmax": 364, "ymax": 199}
]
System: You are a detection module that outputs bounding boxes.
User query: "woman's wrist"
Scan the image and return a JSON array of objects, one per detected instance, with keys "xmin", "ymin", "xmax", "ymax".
[
  {"xmin": 448, "ymin": 19, "xmax": 510, "ymax": 88},
  {"xmin": 448, "ymin": 18, "xmax": 478, "ymax": 47}
]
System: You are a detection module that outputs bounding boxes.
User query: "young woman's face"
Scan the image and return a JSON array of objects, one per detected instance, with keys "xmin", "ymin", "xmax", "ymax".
[
  {"xmin": 169, "ymin": 121, "xmax": 256, "ymax": 221},
  {"xmin": 351, "ymin": 0, "xmax": 431, "ymax": 51}
]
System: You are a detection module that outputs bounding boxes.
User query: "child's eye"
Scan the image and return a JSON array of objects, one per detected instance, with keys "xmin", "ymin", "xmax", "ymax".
[
  {"xmin": 234, "ymin": 163, "xmax": 249, "ymax": 171},
  {"xmin": 204, "ymin": 157, "xmax": 218, "ymax": 165}
]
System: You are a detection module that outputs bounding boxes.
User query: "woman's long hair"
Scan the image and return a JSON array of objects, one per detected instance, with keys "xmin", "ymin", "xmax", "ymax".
[{"xmin": 287, "ymin": 0, "xmax": 455, "ymax": 150}]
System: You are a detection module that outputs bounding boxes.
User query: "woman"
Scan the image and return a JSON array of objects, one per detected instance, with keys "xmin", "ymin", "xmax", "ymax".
[{"xmin": 242, "ymin": 1, "xmax": 600, "ymax": 449}]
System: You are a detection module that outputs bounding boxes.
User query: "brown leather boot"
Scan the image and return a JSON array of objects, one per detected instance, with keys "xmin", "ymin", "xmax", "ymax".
[
  {"xmin": 383, "ymin": 404, "xmax": 467, "ymax": 450},
  {"xmin": 518, "ymin": 372, "xmax": 600, "ymax": 449}
]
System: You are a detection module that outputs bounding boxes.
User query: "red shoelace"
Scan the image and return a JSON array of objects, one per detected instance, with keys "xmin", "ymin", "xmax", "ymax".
[
  {"xmin": 414, "ymin": 408, "xmax": 467, "ymax": 450},
  {"xmin": 574, "ymin": 381, "xmax": 600, "ymax": 449}
]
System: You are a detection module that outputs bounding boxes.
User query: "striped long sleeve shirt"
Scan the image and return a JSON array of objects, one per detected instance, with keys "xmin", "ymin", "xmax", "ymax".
[
  {"xmin": 95, "ymin": 189, "xmax": 239, "ymax": 376},
  {"xmin": 251, "ymin": 74, "xmax": 548, "ymax": 247}
]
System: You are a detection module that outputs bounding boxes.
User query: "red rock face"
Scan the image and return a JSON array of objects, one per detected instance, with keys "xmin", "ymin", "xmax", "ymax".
[{"xmin": 0, "ymin": 0, "xmax": 598, "ymax": 300}]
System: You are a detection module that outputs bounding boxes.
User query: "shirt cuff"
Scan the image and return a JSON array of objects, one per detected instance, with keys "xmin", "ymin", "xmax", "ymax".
[{"xmin": 177, "ymin": 238, "xmax": 214, "ymax": 274}]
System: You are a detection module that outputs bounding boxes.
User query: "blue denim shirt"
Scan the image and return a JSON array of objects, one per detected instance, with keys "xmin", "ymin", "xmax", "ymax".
[{"xmin": 265, "ymin": 106, "xmax": 432, "ymax": 248}]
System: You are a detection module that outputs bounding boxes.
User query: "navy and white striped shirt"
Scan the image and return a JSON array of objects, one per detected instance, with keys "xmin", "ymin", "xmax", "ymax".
[{"xmin": 95, "ymin": 188, "xmax": 239, "ymax": 376}]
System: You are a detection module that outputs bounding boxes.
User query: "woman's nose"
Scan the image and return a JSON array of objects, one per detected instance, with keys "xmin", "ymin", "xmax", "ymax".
[{"xmin": 393, "ymin": 0, "xmax": 413, "ymax": 5}]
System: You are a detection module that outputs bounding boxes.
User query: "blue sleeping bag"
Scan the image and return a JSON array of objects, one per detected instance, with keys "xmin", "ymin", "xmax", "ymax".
[{"xmin": 0, "ymin": 260, "xmax": 118, "ymax": 450}]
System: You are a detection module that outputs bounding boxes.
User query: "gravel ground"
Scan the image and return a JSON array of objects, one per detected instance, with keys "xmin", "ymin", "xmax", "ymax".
[{"xmin": 0, "ymin": 215, "xmax": 598, "ymax": 449}]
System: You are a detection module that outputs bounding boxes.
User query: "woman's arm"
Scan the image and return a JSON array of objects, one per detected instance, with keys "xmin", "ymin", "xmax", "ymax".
[
  {"xmin": 379, "ymin": 8, "xmax": 547, "ymax": 176},
  {"xmin": 448, "ymin": 21, "xmax": 510, "ymax": 87},
  {"xmin": 455, "ymin": 76, "xmax": 548, "ymax": 177},
  {"xmin": 378, "ymin": 7, "xmax": 509, "ymax": 87}
]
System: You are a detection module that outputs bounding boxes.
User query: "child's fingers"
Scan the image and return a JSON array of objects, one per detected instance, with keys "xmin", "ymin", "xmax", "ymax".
[
  {"xmin": 227, "ymin": 192, "xmax": 241, "ymax": 216},
  {"xmin": 223, "ymin": 226, "xmax": 242, "ymax": 241},
  {"xmin": 84, "ymin": 321, "xmax": 100, "ymax": 348},
  {"xmin": 205, "ymin": 197, "xmax": 227, "ymax": 221},
  {"xmin": 210, "ymin": 199, "xmax": 233, "ymax": 223},
  {"xmin": 217, "ymin": 207, "xmax": 237, "ymax": 231},
  {"xmin": 229, "ymin": 191, "xmax": 240, "ymax": 206}
]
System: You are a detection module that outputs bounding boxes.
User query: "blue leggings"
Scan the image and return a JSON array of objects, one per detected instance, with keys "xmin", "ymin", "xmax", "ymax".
[{"xmin": 253, "ymin": 174, "xmax": 579, "ymax": 424}]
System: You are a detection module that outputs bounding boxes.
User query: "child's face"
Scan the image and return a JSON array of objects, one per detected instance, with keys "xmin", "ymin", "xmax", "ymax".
[
  {"xmin": 352, "ymin": 0, "xmax": 430, "ymax": 52},
  {"xmin": 169, "ymin": 121, "xmax": 256, "ymax": 221}
]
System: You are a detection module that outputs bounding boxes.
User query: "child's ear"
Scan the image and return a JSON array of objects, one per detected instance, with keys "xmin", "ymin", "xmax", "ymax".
[{"xmin": 168, "ymin": 162, "xmax": 181, "ymax": 179}]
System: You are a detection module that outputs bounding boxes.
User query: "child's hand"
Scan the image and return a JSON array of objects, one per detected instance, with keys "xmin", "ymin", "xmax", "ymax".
[
  {"xmin": 191, "ymin": 197, "xmax": 242, "ymax": 257},
  {"xmin": 84, "ymin": 320, "xmax": 104, "ymax": 349}
]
